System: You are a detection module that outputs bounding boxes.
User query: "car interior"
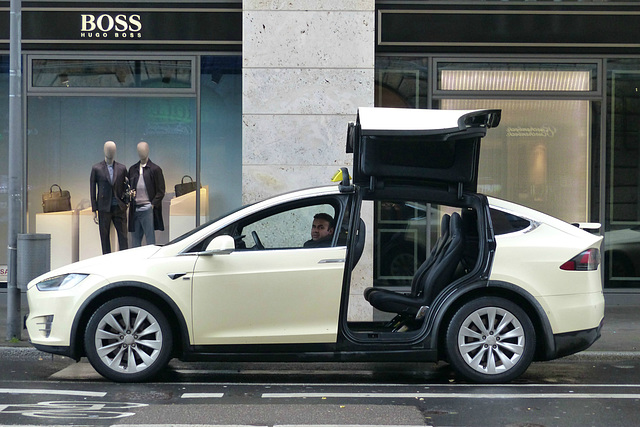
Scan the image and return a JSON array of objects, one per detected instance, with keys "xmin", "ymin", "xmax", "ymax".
[{"xmin": 347, "ymin": 202, "xmax": 482, "ymax": 335}]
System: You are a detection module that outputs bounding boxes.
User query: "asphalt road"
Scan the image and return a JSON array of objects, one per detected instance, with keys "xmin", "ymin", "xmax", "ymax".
[{"xmin": 0, "ymin": 347, "xmax": 639, "ymax": 427}]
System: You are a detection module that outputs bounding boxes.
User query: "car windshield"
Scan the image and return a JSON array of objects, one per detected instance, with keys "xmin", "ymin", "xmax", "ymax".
[{"xmin": 165, "ymin": 202, "xmax": 254, "ymax": 246}]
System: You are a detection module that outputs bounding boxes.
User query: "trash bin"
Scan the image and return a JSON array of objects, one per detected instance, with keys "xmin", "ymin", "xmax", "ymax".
[{"xmin": 17, "ymin": 233, "xmax": 51, "ymax": 290}]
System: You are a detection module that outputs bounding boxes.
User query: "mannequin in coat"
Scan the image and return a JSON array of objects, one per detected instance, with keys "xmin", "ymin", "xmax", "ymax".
[
  {"xmin": 90, "ymin": 141, "xmax": 129, "ymax": 254},
  {"xmin": 128, "ymin": 141, "xmax": 165, "ymax": 247}
]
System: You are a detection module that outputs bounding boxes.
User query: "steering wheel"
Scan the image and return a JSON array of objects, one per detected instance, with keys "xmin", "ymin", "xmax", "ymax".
[{"xmin": 251, "ymin": 231, "xmax": 265, "ymax": 250}]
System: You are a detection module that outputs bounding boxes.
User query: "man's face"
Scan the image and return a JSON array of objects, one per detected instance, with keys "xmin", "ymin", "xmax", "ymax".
[{"xmin": 311, "ymin": 218, "xmax": 334, "ymax": 241}]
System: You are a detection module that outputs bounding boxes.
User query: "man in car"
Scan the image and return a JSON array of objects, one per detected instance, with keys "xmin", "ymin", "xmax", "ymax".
[{"xmin": 303, "ymin": 213, "xmax": 335, "ymax": 248}]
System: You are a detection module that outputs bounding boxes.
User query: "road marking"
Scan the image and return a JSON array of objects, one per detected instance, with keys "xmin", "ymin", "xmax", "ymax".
[
  {"xmin": 0, "ymin": 401, "xmax": 146, "ymax": 419},
  {"xmin": 114, "ymin": 425, "xmax": 428, "ymax": 427},
  {"xmin": 262, "ymin": 392, "xmax": 640, "ymax": 399},
  {"xmin": 181, "ymin": 393, "xmax": 225, "ymax": 398},
  {"xmin": 0, "ymin": 388, "xmax": 106, "ymax": 397}
]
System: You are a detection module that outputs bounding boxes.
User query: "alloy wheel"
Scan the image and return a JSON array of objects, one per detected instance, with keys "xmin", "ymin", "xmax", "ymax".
[
  {"xmin": 457, "ymin": 306, "xmax": 526, "ymax": 375},
  {"xmin": 94, "ymin": 305, "xmax": 164, "ymax": 374}
]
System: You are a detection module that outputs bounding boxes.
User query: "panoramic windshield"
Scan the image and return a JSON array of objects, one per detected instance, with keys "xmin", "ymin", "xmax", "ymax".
[{"xmin": 165, "ymin": 203, "xmax": 252, "ymax": 246}]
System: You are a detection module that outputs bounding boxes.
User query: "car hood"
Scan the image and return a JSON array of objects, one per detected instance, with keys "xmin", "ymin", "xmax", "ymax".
[{"xmin": 29, "ymin": 245, "xmax": 162, "ymax": 285}]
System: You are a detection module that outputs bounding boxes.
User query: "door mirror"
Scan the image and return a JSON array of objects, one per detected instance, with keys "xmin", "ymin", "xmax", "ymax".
[{"xmin": 202, "ymin": 235, "xmax": 235, "ymax": 255}]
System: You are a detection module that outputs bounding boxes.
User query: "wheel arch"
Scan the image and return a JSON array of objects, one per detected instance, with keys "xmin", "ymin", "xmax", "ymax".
[
  {"xmin": 68, "ymin": 281, "xmax": 190, "ymax": 361},
  {"xmin": 431, "ymin": 281, "xmax": 556, "ymax": 362}
]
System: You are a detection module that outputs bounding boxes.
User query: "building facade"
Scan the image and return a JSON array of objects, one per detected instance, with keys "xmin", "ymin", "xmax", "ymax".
[{"xmin": 0, "ymin": 0, "xmax": 639, "ymax": 295}]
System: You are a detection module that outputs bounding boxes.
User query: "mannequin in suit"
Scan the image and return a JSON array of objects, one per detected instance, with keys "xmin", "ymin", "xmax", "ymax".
[
  {"xmin": 128, "ymin": 141, "xmax": 165, "ymax": 247},
  {"xmin": 90, "ymin": 141, "xmax": 129, "ymax": 254}
]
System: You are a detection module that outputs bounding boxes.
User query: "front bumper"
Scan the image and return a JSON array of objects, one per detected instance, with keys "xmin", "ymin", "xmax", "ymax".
[{"xmin": 30, "ymin": 343, "xmax": 75, "ymax": 359}]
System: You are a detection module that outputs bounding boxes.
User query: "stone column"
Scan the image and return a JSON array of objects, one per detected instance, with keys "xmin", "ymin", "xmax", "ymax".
[
  {"xmin": 242, "ymin": 0, "xmax": 375, "ymax": 321},
  {"xmin": 242, "ymin": 0, "xmax": 374, "ymax": 202}
]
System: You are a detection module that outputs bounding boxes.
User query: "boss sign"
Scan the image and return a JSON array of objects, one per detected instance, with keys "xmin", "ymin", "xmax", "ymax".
[{"xmin": 80, "ymin": 14, "xmax": 142, "ymax": 38}]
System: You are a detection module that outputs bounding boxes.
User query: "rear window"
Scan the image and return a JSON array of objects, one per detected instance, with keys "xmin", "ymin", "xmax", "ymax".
[{"xmin": 490, "ymin": 208, "xmax": 531, "ymax": 235}]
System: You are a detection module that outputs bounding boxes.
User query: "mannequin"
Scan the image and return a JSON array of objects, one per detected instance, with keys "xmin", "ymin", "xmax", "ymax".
[
  {"xmin": 90, "ymin": 141, "xmax": 129, "ymax": 254},
  {"xmin": 128, "ymin": 141, "xmax": 165, "ymax": 247}
]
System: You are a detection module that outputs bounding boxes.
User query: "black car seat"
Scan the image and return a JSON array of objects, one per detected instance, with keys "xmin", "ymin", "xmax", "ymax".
[
  {"xmin": 365, "ymin": 212, "xmax": 464, "ymax": 318},
  {"xmin": 363, "ymin": 213, "xmax": 450, "ymax": 302}
]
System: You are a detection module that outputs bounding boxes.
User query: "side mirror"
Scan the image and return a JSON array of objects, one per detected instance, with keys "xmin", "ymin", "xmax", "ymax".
[{"xmin": 202, "ymin": 235, "xmax": 235, "ymax": 255}]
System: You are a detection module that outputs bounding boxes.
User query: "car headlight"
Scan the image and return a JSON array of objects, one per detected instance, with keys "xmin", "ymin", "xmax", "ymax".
[{"xmin": 36, "ymin": 273, "xmax": 89, "ymax": 291}]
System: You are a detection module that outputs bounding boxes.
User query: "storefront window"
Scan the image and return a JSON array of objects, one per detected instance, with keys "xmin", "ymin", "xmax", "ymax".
[
  {"xmin": 374, "ymin": 57, "xmax": 600, "ymax": 287},
  {"xmin": 25, "ymin": 54, "xmax": 242, "ymax": 269},
  {"xmin": 200, "ymin": 55, "xmax": 242, "ymax": 220},
  {"xmin": 31, "ymin": 58, "xmax": 194, "ymax": 90},
  {"xmin": 441, "ymin": 98, "xmax": 592, "ymax": 224},
  {"xmin": 375, "ymin": 56, "xmax": 428, "ymax": 108},
  {"xmin": 606, "ymin": 59, "xmax": 640, "ymax": 288},
  {"xmin": 27, "ymin": 96, "xmax": 197, "ymax": 256}
]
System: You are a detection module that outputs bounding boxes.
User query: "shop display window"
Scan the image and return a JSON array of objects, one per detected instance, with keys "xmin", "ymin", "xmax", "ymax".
[{"xmin": 25, "ymin": 54, "xmax": 241, "ymax": 258}]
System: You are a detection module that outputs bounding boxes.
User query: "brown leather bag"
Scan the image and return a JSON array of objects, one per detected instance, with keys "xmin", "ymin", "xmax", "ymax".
[
  {"xmin": 174, "ymin": 175, "xmax": 199, "ymax": 197},
  {"xmin": 42, "ymin": 184, "xmax": 72, "ymax": 213}
]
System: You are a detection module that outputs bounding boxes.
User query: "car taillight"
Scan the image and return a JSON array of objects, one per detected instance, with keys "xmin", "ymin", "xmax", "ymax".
[{"xmin": 560, "ymin": 248, "xmax": 600, "ymax": 271}]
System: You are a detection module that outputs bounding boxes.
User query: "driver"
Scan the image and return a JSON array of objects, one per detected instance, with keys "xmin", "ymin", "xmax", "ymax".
[{"xmin": 303, "ymin": 213, "xmax": 335, "ymax": 248}]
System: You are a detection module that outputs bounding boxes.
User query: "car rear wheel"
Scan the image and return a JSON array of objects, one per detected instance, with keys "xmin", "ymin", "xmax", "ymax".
[
  {"xmin": 84, "ymin": 297, "xmax": 173, "ymax": 382},
  {"xmin": 445, "ymin": 296, "xmax": 536, "ymax": 383}
]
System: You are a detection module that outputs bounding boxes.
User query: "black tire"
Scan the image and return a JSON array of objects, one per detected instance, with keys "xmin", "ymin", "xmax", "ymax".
[
  {"xmin": 445, "ymin": 296, "xmax": 536, "ymax": 383},
  {"xmin": 84, "ymin": 296, "xmax": 173, "ymax": 382}
]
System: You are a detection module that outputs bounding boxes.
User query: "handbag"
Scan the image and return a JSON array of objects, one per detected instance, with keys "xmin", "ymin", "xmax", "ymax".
[
  {"xmin": 174, "ymin": 175, "xmax": 199, "ymax": 197},
  {"xmin": 42, "ymin": 184, "xmax": 72, "ymax": 213}
]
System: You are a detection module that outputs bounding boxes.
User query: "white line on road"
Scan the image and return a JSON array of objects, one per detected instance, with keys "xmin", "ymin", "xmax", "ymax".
[
  {"xmin": 262, "ymin": 392, "xmax": 640, "ymax": 399},
  {"xmin": 181, "ymin": 393, "xmax": 225, "ymax": 398},
  {"xmin": 114, "ymin": 425, "xmax": 428, "ymax": 427},
  {"xmin": 0, "ymin": 388, "xmax": 106, "ymax": 397}
]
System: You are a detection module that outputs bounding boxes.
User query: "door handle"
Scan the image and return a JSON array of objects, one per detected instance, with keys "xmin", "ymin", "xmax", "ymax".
[{"xmin": 318, "ymin": 259, "xmax": 345, "ymax": 264}]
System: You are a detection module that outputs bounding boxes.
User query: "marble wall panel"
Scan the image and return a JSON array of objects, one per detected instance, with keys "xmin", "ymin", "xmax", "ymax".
[
  {"xmin": 243, "ymin": 114, "xmax": 353, "ymax": 166},
  {"xmin": 244, "ymin": 11, "xmax": 374, "ymax": 69},
  {"xmin": 245, "ymin": 0, "xmax": 373, "ymax": 11},
  {"xmin": 243, "ymin": 68, "xmax": 374, "ymax": 115},
  {"xmin": 242, "ymin": 164, "xmax": 341, "ymax": 204}
]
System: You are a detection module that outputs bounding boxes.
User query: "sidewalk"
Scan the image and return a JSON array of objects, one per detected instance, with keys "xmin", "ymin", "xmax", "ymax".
[{"xmin": 0, "ymin": 288, "xmax": 638, "ymax": 357}]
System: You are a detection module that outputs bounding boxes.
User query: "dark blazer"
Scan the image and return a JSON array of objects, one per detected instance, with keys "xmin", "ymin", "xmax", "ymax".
[
  {"xmin": 128, "ymin": 159, "xmax": 165, "ymax": 231},
  {"xmin": 90, "ymin": 160, "xmax": 128, "ymax": 212}
]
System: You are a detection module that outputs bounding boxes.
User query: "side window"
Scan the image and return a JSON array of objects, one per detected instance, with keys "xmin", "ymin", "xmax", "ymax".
[
  {"xmin": 490, "ymin": 208, "xmax": 531, "ymax": 235},
  {"xmin": 238, "ymin": 203, "xmax": 338, "ymax": 250}
]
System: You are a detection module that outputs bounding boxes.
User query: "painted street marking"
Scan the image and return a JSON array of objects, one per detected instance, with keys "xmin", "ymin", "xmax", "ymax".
[
  {"xmin": 0, "ymin": 388, "xmax": 106, "ymax": 397},
  {"xmin": 0, "ymin": 401, "xmax": 147, "ymax": 419},
  {"xmin": 114, "ymin": 425, "xmax": 428, "ymax": 427},
  {"xmin": 181, "ymin": 392, "xmax": 225, "ymax": 398},
  {"xmin": 262, "ymin": 392, "xmax": 640, "ymax": 399}
]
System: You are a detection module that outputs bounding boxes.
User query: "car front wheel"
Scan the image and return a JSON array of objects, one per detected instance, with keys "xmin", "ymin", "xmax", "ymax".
[
  {"xmin": 445, "ymin": 296, "xmax": 536, "ymax": 383},
  {"xmin": 84, "ymin": 297, "xmax": 173, "ymax": 382}
]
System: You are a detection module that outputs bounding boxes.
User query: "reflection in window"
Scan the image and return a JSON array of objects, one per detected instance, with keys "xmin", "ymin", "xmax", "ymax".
[
  {"xmin": 605, "ymin": 60, "xmax": 640, "ymax": 286},
  {"xmin": 375, "ymin": 201, "xmax": 441, "ymax": 287},
  {"xmin": 375, "ymin": 57, "xmax": 428, "ymax": 109},
  {"xmin": 31, "ymin": 59, "xmax": 193, "ymax": 89}
]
